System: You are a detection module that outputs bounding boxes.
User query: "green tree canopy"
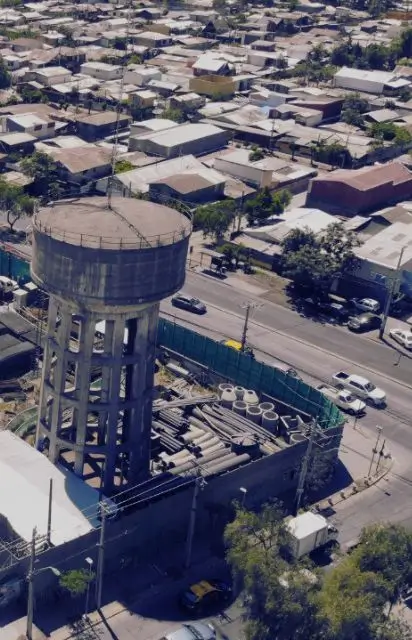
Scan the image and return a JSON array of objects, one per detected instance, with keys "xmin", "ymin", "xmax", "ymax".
[
  {"xmin": 245, "ymin": 187, "xmax": 291, "ymax": 225},
  {"xmin": 0, "ymin": 56, "xmax": 11, "ymax": 89},
  {"xmin": 59, "ymin": 568, "xmax": 94, "ymax": 597},
  {"xmin": 20, "ymin": 151, "xmax": 63, "ymax": 202},
  {"xmin": 281, "ymin": 222, "xmax": 362, "ymax": 293},
  {"xmin": 193, "ymin": 200, "xmax": 237, "ymax": 241},
  {"xmin": 0, "ymin": 179, "xmax": 37, "ymax": 232}
]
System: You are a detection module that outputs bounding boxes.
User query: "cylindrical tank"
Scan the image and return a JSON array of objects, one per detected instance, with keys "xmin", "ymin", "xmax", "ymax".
[
  {"xmin": 259, "ymin": 402, "xmax": 274, "ymax": 413},
  {"xmin": 221, "ymin": 388, "xmax": 237, "ymax": 407},
  {"xmin": 218, "ymin": 383, "xmax": 233, "ymax": 397},
  {"xmin": 244, "ymin": 390, "xmax": 259, "ymax": 405},
  {"xmin": 234, "ymin": 386, "xmax": 245, "ymax": 400},
  {"xmin": 261, "ymin": 410, "xmax": 279, "ymax": 434},
  {"xmin": 246, "ymin": 405, "xmax": 262, "ymax": 424},
  {"xmin": 231, "ymin": 434, "xmax": 259, "ymax": 456},
  {"xmin": 232, "ymin": 400, "xmax": 247, "ymax": 416},
  {"xmin": 31, "ymin": 196, "xmax": 191, "ymax": 494},
  {"xmin": 290, "ymin": 432, "xmax": 307, "ymax": 445}
]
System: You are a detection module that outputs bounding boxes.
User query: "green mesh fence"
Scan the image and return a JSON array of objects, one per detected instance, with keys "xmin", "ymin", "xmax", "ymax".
[
  {"xmin": 0, "ymin": 248, "xmax": 30, "ymax": 283},
  {"xmin": 157, "ymin": 318, "xmax": 343, "ymax": 430}
]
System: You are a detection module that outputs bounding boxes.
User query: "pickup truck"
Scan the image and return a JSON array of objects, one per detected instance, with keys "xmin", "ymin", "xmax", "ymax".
[
  {"xmin": 317, "ymin": 384, "xmax": 366, "ymax": 415},
  {"xmin": 332, "ymin": 372, "xmax": 386, "ymax": 406}
]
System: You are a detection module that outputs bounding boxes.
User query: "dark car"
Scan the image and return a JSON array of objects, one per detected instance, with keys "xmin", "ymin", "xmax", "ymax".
[
  {"xmin": 179, "ymin": 579, "xmax": 232, "ymax": 612},
  {"xmin": 348, "ymin": 312, "xmax": 382, "ymax": 333},
  {"xmin": 318, "ymin": 301, "xmax": 351, "ymax": 322},
  {"xmin": 171, "ymin": 294, "xmax": 207, "ymax": 314}
]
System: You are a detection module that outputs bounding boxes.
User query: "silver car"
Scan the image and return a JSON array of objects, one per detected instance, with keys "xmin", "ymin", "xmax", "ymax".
[{"xmin": 161, "ymin": 622, "xmax": 216, "ymax": 640}]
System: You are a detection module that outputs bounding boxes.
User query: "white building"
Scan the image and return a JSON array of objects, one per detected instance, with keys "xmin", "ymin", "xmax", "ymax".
[
  {"xmin": 333, "ymin": 67, "xmax": 410, "ymax": 95},
  {"xmin": 31, "ymin": 66, "xmax": 72, "ymax": 86},
  {"xmin": 80, "ymin": 61, "xmax": 123, "ymax": 81},
  {"xmin": 124, "ymin": 65, "xmax": 162, "ymax": 87}
]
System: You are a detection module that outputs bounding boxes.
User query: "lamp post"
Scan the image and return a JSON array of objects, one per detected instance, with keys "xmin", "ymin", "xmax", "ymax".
[
  {"xmin": 239, "ymin": 487, "xmax": 247, "ymax": 508},
  {"xmin": 83, "ymin": 557, "xmax": 94, "ymax": 621}
]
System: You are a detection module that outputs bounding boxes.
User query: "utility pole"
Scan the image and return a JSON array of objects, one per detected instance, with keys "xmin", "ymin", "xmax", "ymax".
[
  {"xmin": 368, "ymin": 426, "xmax": 383, "ymax": 477},
  {"xmin": 26, "ymin": 527, "xmax": 37, "ymax": 640},
  {"xmin": 185, "ymin": 474, "xmax": 205, "ymax": 570},
  {"xmin": 240, "ymin": 301, "xmax": 261, "ymax": 352},
  {"xmin": 95, "ymin": 503, "xmax": 107, "ymax": 610},
  {"xmin": 379, "ymin": 246, "xmax": 406, "ymax": 339},
  {"xmin": 375, "ymin": 439, "xmax": 386, "ymax": 475},
  {"xmin": 294, "ymin": 419, "xmax": 316, "ymax": 515},
  {"xmin": 47, "ymin": 478, "xmax": 53, "ymax": 546}
]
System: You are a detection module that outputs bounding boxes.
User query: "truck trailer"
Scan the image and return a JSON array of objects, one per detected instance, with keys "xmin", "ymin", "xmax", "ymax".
[{"xmin": 286, "ymin": 511, "xmax": 338, "ymax": 559}]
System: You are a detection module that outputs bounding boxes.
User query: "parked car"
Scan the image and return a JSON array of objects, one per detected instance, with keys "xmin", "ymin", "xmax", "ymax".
[
  {"xmin": 389, "ymin": 328, "xmax": 412, "ymax": 350},
  {"xmin": 179, "ymin": 579, "xmax": 232, "ymax": 612},
  {"xmin": 317, "ymin": 301, "xmax": 351, "ymax": 322},
  {"xmin": 332, "ymin": 372, "xmax": 386, "ymax": 406},
  {"xmin": 171, "ymin": 294, "xmax": 207, "ymax": 314},
  {"xmin": 347, "ymin": 313, "xmax": 382, "ymax": 333},
  {"xmin": 349, "ymin": 298, "xmax": 380, "ymax": 313},
  {"xmin": 161, "ymin": 622, "xmax": 216, "ymax": 640}
]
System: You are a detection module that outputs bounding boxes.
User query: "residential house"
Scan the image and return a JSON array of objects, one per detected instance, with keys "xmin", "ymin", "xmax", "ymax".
[
  {"xmin": 124, "ymin": 65, "xmax": 162, "ymax": 86},
  {"xmin": 213, "ymin": 148, "xmax": 316, "ymax": 193},
  {"xmin": 134, "ymin": 31, "xmax": 173, "ymax": 48},
  {"xmin": 333, "ymin": 67, "xmax": 411, "ymax": 96},
  {"xmin": 149, "ymin": 168, "xmax": 225, "ymax": 204},
  {"xmin": 80, "ymin": 62, "xmax": 123, "ymax": 81},
  {"xmin": 47, "ymin": 144, "xmax": 112, "ymax": 185},
  {"xmin": 189, "ymin": 74, "xmax": 235, "ymax": 98},
  {"xmin": 129, "ymin": 122, "xmax": 229, "ymax": 158},
  {"xmin": 0, "ymin": 132, "xmax": 36, "ymax": 157},
  {"xmin": 130, "ymin": 90, "xmax": 156, "ymax": 109},
  {"xmin": 306, "ymin": 162, "xmax": 412, "ymax": 215},
  {"xmin": 31, "ymin": 66, "xmax": 72, "ymax": 86},
  {"xmin": 3, "ymin": 113, "xmax": 57, "ymax": 140},
  {"xmin": 11, "ymin": 38, "xmax": 44, "ymax": 52},
  {"xmin": 73, "ymin": 111, "xmax": 131, "ymax": 142},
  {"xmin": 192, "ymin": 55, "xmax": 233, "ymax": 77}
]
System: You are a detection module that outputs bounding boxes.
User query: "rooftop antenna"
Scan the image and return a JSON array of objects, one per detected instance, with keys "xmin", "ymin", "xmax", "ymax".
[{"xmin": 107, "ymin": 0, "xmax": 134, "ymax": 209}]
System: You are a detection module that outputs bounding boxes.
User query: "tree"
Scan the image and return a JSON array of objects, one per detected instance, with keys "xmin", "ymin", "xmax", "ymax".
[
  {"xmin": 20, "ymin": 151, "xmax": 63, "ymax": 202},
  {"xmin": 0, "ymin": 56, "xmax": 11, "ymax": 89},
  {"xmin": 351, "ymin": 524, "xmax": 412, "ymax": 607},
  {"xmin": 245, "ymin": 187, "xmax": 291, "ymax": 225},
  {"xmin": 114, "ymin": 159, "xmax": 134, "ymax": 174},
  {"xmin": 225, "ymin": 503, "xmax": 326, "ymax": 640},
  {"xmin": 281, "ymin": 222, "xmax": 362, "ymax": 293},
  {"xmin": 319, "ymin": 556, "xmax": 390, "ymax": 640},
  {"xmin": 193, "ymin": 200, "xmax": 236, "ymax": 241},
  {"xmin": 59, "ymin": 568, "xmax": 94, "ymax": 597},
  {"xmin": 0, "ymin": 179, "xmax": 37, "ymax": 232},
  {"xmin": 249, "ymin": 146, "xmax": 265, "ymax": 162},
  {"xmin": 160, "ymin": 106, "xmax": 185, "ymax": 123}
]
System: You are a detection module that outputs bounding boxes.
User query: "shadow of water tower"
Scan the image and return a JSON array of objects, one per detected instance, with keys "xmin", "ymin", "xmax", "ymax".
[{"xmin": 31, "ymin": 196, "xmax": 191, "ymax": 494}]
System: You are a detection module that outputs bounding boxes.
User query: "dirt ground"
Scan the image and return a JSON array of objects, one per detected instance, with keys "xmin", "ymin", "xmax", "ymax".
[{"xmin": 237, "ymin": 269, "xmax": 292, "ymax": 307}]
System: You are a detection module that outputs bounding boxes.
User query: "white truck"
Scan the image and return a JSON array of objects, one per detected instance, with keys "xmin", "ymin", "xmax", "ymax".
[
  {"xmin": 317, "ymin": 384, "xmax": 366, "ymax": 415},
  {"xmin": 286, "ymin": 511, "xmax": 338, "ymax": 559},
  {"xmin": 332, "ymin": 371, "xmax": 386, "ymax": 407}
]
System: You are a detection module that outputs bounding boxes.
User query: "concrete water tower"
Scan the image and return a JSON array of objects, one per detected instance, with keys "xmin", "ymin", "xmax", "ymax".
[{"xmin": 31, "ymin": 196, "xmax": 191, "ymax": 493}]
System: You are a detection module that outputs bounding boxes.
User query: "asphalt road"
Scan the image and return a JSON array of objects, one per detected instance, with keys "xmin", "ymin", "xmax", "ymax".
[
  {"xmin": 160, "ymin": 271, "xmax": 412, "ymax": 548},
  {"xmin": 160, "ymin": 272, "xmax": 412, "ymax": 444}
]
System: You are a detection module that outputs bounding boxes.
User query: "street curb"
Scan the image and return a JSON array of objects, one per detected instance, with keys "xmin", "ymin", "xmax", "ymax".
[
  {"xmin": 183, "ymin": 270, "xmax": 412, "ymax": 392},
  {"xmin": 317, "ymin": 454, "xmax": 394, "ymax": 513}
]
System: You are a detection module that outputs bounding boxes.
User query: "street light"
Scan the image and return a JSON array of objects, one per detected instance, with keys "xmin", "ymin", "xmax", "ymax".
[
  {"xmin": 83, "ymin": 557, "xmax": 94, "ymax": 621},
  {"xmin": 27, "ymin": 565, "xmax": 61, "ymax": 640},
  {"xmin": 239, "ymin": 487, "xmax": 247, "ymax": 507},
  {"xmin": 368, "ymin": 426, "xmax": 383, "ymax": 477}
]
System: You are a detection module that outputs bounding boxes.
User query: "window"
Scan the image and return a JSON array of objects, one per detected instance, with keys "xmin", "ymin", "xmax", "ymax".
[{"xmin": 34, "ymin": 124, "xmax": 42, "ymax": 131}]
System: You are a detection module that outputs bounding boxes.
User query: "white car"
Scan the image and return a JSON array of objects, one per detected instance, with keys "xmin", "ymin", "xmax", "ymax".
[
  {"xmin": 389, "ymin": 328, "xmax": 412, "ymax": 350},
  {"xmin": 161, "ymin": 622, "xmax": 216, "ymax": 640},
  {"xmin": 349, "ymin": 297, "xmax": 380, "ymax": 313}
]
